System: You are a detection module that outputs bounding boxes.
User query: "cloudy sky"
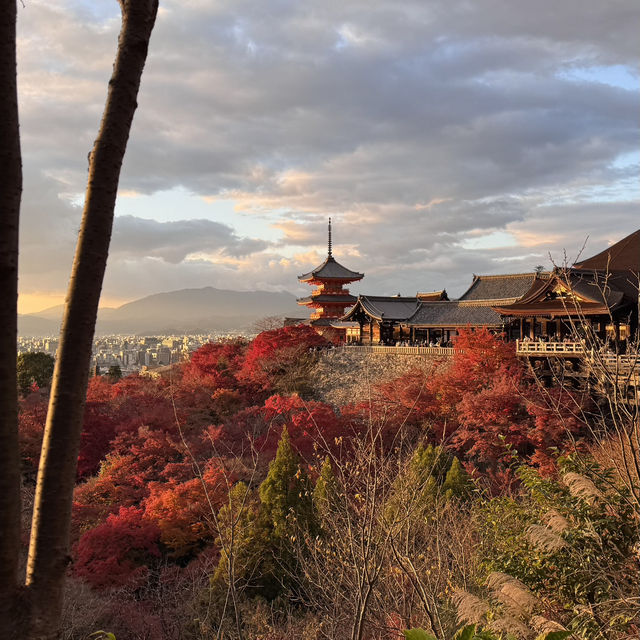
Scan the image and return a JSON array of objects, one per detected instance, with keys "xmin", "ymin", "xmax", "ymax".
[{"xmin": 16, "ymin": 0, "xmax": 639, "ymax": 314}]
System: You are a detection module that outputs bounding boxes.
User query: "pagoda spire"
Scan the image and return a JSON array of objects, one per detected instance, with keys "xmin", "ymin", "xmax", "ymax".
[{"xmin": 297, "ymin": 218, "xmax": 364, "ymax": 334}]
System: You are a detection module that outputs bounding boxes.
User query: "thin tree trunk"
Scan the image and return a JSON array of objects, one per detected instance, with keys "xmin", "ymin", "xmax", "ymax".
[
  {"xmin": 0, "ymin": 0, "xmax": 23, "ymax": 636},
  {"xmin": 24, "ymin": 1, "xmax": 157, "ymax": 637}
]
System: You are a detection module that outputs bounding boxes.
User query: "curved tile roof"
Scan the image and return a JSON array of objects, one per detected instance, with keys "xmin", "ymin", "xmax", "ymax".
[
  {"xmin": 408, "ymin": 301, "xmax": 504, "ymax": 327},
  {"xmin": 417, "ymin": 289, "xmax": 449, "ymax": 301},
  {"xmin": 343, "ymin": 295, "xmax": 420, "ymax": 321},
  {"xmin": 297, "ymin": 294, "xmax": 358, "ymax": 304},
  {"xmin": 458, "ymin": 273, "xmax": 544, "ymax": 302},
  {"xmin": 493, "ymin": 271, "xmax": 627, "ymax": 316},
  {"xmin": 298, "ymin": 256, "xmax": 364, "ymax": 282}
]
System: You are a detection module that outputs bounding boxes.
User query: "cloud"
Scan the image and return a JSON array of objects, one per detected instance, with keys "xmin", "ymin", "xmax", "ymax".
[
  {"xmin": 14, "ymin": 0, "xmax": 639, "ymax": 311},
  {"xmin": 111, "ymin": 216, "xmax": 268, "ymax": 263}
]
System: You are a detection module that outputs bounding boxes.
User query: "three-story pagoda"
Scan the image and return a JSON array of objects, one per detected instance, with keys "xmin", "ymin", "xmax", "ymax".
[{"xmin": 298, "ymin": 219, "xmax": 364, "ymax": 335}]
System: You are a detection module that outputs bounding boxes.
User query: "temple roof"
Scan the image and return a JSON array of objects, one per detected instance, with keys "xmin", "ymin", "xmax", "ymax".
[
  {"xmin": 573, "ymin": 229, "xmax": 640, "ymax": 272},
  {"xmin": 493, "ymin": 271, "xmax": 627, "ymax": 317},
  {"xmin": 417, "ymin": 289, "xmax": 449, "ymax": 301},
  {"xmin": 342, "ymin": 295, "xmax": 420, "ymax": 321},
  {"xmin": 297, "ymin": 293, "xmax": 358, "ymax": 305},
  {"xmin": 458, "ymin": 272, "xmax": 544, "ymax": 302},
  {"xmin": 407, "ymin": 301, "xmax": 504, "ymax": 327},
  {"xmin": 298, "ymin": 255, "xmax": 364, "ymax": 282},
  {"xmin": 309, "ymin": 317, "xmax": 342, "ymax": 326},
  {"xmin": 329, "ymin": 320, "xmax": 360, "ymax": 328}
]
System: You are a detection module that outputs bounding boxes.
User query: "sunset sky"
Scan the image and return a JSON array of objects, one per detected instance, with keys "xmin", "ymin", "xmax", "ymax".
[{"xmin": 16, "ymin": 0, "xmax": 639, "ymax": 315}]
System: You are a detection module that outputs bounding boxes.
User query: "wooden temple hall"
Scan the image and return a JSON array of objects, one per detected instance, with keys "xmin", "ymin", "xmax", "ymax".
[{"xmin": 297, "ymin": 224, "xmax": 640, "ymax": 347}]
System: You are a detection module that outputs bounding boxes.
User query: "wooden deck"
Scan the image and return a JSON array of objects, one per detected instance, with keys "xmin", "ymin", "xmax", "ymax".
[{"xmin": 517, "ymin": 340, "xmax": 640, "ymax": 391}]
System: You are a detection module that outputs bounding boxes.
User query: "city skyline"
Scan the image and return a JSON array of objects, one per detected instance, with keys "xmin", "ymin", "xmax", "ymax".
[{"xmin": 16, "ymin": 0, "xmax": 639, "ymax": 314}]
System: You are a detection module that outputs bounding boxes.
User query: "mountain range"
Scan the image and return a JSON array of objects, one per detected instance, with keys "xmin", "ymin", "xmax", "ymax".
[{"xmin": 18, "ymin": 287, "xmax": 305, "ymax": 337}]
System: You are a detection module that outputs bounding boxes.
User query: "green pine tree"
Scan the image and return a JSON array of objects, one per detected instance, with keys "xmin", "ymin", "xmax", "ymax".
[
  {"xmin": 259, "ymin": 426, "xmax": 314, "ymax": 540},
  {"xmin": 410, "ymin": 443, "xmax": 452, "ymax": 485},
  {"xmin": 442, "ymin": 456, "xmax": 474, "ymax": 500},
  {"xmin": 16, "ymin": 351, "xmax": 55, "ymax": 393},
  {"xmin": 243, "ymin": 427, "xmax": 316, "ymax": 599},
  {"xmin": 107, "ymin": 364, "xmax": 122, "ymax": 381},
  {"xmin": 313, "ymin": 456, "xmax": 339, "ymax": 520}
]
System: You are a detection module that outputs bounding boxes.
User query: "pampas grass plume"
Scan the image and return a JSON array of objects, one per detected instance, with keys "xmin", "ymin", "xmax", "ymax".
[
  {"xmin": 563, "ymin": 472, "xmax": 602, "ymax": 503},
  {"xmin": 452, "ymin": 589, "xmax": 490, "ymax": 624},
  {"xmin": 528, "ymin": 524, "xmax": 567, "ymax": 553}
]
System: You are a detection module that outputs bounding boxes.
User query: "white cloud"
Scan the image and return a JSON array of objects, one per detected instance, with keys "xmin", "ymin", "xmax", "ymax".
[{"xmin": 14, "ymin": 0, "xmax": 640, "ymax": 310}]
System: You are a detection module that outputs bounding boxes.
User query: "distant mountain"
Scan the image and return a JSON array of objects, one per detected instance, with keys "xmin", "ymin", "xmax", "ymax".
[
  {"xmin": 19, "ymin": 287, "xmax": 304, "ymax": 337},
  {"xmin": 17, "ymin": 314, "xmax": 60, "ymax": 338}
]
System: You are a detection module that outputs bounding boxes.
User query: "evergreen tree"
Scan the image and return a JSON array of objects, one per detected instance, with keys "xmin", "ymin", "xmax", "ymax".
[
  {"xmin": 16, "ymin": 352, "xmax": 55, "ymax": 394},
  {"xmin": 410, "ymin": 443, "xmax": 452, "ymax": 485},
  {"xmin": 107, "ymin": 364, "xmax": 122, "ymax": 381},
  {"xmin": 235, "ymin": 427, "xmax": 316, "ymax": 599},
  {"xmin": 442, "ymin": 456, "xmax": 474, "ymax": 500},
  {"xmin": 259, "ymin": 426, "xmax": 314, "ymax": 540},
  {"xmin": 313, "ymin": 456, "xmax": 339, "ymax": 519}
]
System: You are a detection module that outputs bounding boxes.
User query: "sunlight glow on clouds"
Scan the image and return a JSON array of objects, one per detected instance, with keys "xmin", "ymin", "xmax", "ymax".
[{"xmin": 14, "ymin": 0, "xmax": 640, "ymax": 311}]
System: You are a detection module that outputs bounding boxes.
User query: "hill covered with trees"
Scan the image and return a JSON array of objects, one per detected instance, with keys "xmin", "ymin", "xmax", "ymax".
[{"xmin": 16, "ymin": 326, "xmax": 639, "ymax": 639}]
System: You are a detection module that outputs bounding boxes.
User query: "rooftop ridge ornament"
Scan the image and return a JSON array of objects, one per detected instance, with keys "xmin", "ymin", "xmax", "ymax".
[{"xmin": 328, "ymin": 217, "xmax": 332, "ymax": 257}]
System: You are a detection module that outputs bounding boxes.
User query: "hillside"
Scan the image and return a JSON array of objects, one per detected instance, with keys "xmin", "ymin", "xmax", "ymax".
[{"xmin": 19, "ymin": 286, "xmax": 303, "ymax": 336}]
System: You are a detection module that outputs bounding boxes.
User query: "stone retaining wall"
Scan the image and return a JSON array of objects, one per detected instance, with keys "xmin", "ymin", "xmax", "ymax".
[{"xmin": 309, "ymin": 348, "xmax": 452, "ymax": 407}]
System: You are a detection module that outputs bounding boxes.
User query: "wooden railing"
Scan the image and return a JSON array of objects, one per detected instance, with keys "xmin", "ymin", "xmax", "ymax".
[
  {"xmin": 339, "ymin": 345, "xmax": 460, "ymax": 356},
  {"xmin": 517, "ymin": 341, "xmax": 640, "ymax": 377},
  {"xmin": 516, "ymin": 340, "xmax": 585, "ymax": 355},
  {"xmin": 598, "ymin": 353, "xmax": 640, "ymax": 373}
]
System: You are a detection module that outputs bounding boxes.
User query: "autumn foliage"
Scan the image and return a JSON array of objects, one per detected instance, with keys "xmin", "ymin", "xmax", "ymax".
[
  {"xmin": 16, "ymin": 324, "xmax": 592, "ymax": 631},
  {"xmin": 238, "ymin": 324, "xmax": 328, "ymax": 392},
  {"xmin": 74, "ymin": 506, "xmax": 160, "ymax": 589}
]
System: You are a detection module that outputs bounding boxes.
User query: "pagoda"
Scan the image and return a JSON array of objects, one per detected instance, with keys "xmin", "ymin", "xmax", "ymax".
[{"xmin": 298, "ymin": 219, "xmax": 364, "ymax": 336}]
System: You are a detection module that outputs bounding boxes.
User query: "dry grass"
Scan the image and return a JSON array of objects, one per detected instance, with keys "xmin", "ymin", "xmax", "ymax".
[
  {"xmin": 487, "ymin": 614, "xmax": 533, "ymax": 639},
  {"xmin": 452, "ymin": 589, "xmax": 490, "ymax": 625},
  {"xmin": 527, "ymin": 524, "xmax": 567, "ymax": 553},
  {"xmin": 487, "ymin": 572, "xmax": 539, "ymax": 616},
  {"xmin": 530, "ymin": 614, "xmax": 568, "ymax": 635},
  {"xmin": 563, "ymin": 472, "xmax": 603, "ymax": 504},
  {"xmin": 543, "ymin": 508, "xmax": 570, "ymax": 534}
]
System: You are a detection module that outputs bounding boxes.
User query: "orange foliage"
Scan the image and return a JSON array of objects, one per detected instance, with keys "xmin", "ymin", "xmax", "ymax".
[{"xmin": 143, "ymin": 462, "xmax": 231, "ymax": 556}]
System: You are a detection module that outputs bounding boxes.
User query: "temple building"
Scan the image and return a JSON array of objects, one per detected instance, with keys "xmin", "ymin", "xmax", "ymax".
[
  {"xmin": 494, "ymin": 230, "xmax": 640, "ymax": 345},
  {"xmin": 297, "ymin": 219, "xmax": 364, "ymax": 339},
  {"xmin": 343, "ymin": 273, "xmax": 543, "ymax": 344},
  {"xmin": 351, "ymin": 230, "xmax": 639, "ymax": 345},
  {"xmin": 296, "ymin": 226, "xmax": 639, "ymax": 347}
]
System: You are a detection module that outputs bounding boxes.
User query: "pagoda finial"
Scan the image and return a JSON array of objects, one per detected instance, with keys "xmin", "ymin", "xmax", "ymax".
[{"xmin": 328, "ymin": 217, "xmax": 332, "ymax": 257}]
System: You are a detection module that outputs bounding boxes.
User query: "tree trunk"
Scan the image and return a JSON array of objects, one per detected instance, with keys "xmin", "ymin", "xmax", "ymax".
[
  {"xmin": 24, "ymin": 1, "xmax": 158, "ymax": 637},
  {"xmin": 0, "ymin": 0, "xmax": 23, "ymax": 636}
]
